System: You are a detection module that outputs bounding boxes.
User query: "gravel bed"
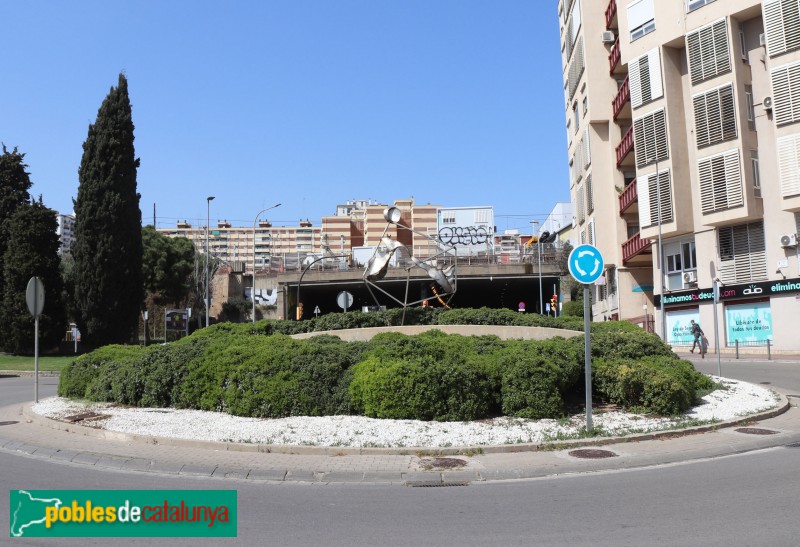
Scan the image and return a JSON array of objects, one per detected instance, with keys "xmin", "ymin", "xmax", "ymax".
[{"xmin": 31, "ymin": 377, "xmax": 779, "ymax": 448}]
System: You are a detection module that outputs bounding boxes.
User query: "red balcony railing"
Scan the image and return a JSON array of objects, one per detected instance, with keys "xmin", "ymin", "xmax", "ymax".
[
  {"xmin": 612, "ymin": 75, "xmax": 629, "ymax": 120},
  {"xmin": 608, "ymin": 37, "xmax": 621, "ymax": 75},
  {"xmin": 605, "ymin": 0, "xmax": 617, "ymax": 30},
  {"xmin": 615, "ymin": 126, "xmax": 634, "ymax": 166},
  {"xmin": 622, "ymin": 232, "xmax": 652, "ymax": 264},
  {"xmin": 618, "ymin": 178, "xmax": 638, "ymax": 214}
]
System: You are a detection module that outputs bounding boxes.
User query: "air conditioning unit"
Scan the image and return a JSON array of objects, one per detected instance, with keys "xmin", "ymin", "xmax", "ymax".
[
  {"xmin": 601, "ymin": 31, "xmax": 615, "ymax": 44},
  {"xmin": 763, "ymin": 96, "xmax": 773, "ymax": 110},
  {"xmin": 683, "ymin": 271, "xmax": 698, "ymax": 284},
  {"xmin": 780, "ymin": 233, "xmax": 798, "ymax": 248},
  {"xmin": 759, "ymin": 33, "xmax": 766, "ymax": 47}
]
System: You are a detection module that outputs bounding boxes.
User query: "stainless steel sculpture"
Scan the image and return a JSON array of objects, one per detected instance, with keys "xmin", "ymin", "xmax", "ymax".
[{"xmin": 363, "ymin": 207, "xmax": 457, "ymax": 311}]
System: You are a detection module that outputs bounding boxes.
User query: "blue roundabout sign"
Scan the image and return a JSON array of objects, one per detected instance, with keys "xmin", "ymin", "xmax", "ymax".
[{"xmin": 568, "ymin": 244, "xmax": 604, "ymax": 284}]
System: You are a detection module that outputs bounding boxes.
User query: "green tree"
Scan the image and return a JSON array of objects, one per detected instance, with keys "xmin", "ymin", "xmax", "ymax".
[
  {"xmin": 72, "ymin": 74, "xmax": 143, "ymax": 347},
  {"xmin": 0, "ymin": 145, "xmax": 33, "ymax": 305},
  {"xmin": 0, "ymin": 198, "xmax": 67, "ymax": 353},
  {"xmin": 142, "ymin": 226, "xmax": 195, "ymax": 306}
]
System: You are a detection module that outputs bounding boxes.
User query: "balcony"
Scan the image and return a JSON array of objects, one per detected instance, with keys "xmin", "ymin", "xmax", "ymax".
[
  {"xmin": 618, "ymin": 178, "xmax": 638, "ymax": 214},
  {"xmin": 615, "ymin": 126, "xmax": 634, "ymax": 166},
  {"xmin": 605, "ymin": 0, "xmax": 617, "ymax": 30},
  {"xmin": 612, "ymin": 75, "xmax": 629, "ymax": 120},
  {"xmin": 622, "ymin": 232, "xmax": 652, "ymax": 265},
  {"xmin": 608, "ymin": 37, "xmax": 621, "ymax": 75}
]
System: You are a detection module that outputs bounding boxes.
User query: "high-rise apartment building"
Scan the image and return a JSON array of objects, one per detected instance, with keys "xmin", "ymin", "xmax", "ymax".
[
  {"xmin": 558, "ymin": 0, "xmax": 800, "ymax": 350},
  {"xmin": 56, "ymin": 212, "xmax": 76, "ymax": 255}
]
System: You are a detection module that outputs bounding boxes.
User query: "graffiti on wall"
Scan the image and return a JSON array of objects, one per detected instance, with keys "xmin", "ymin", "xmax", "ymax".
[{"xmin": 437, "ymin": 226, "xmax": 489, "ymax": 246}]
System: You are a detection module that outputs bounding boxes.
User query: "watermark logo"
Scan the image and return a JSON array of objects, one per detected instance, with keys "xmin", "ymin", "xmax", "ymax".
[{"xmin": 9, "ymin": 490, "xmax": 237, "ymax": 537}]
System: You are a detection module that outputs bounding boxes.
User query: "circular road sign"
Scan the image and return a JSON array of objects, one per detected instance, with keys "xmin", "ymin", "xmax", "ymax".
[
  {"xmin": 568, "ymin": 244, "xmax": 605, "ymax": 285},
  {"xmin": 336, "ymin": 291, "xmax": 354, "ymax": 311},
  {"xmin": 25, "ymin": 277, "xmax": 45, "ymax": 317}
]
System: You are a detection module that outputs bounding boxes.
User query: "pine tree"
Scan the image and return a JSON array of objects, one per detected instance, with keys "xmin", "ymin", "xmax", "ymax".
[
  {"xmin": 0, "ymin": 199, "xmax": 67, "ymax": 353},
  {"xmin": 0, "ymin": 145, "xmax": 33, "ymax": 307},
  {"xmin": 73, "ymin": 73, "xmax": 143, "ymax": 347}
]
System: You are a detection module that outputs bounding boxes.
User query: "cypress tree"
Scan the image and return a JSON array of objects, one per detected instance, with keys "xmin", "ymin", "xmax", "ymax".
[
  {"xmin": 73, "ymin": 73, "xmax": 143, "ymax": 347},
  {"xmin": 0, "ymin": 145, "xmax": 33, "ymax": 306},
  {"xmin": 0, "ymin": 198, "xmax": 67, "ymax": 353}
]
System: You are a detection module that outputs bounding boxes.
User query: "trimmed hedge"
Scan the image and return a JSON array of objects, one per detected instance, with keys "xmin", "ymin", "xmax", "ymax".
[{"xmin": 58, "ymin": 308, "xmax": 712, "ymax": 421}]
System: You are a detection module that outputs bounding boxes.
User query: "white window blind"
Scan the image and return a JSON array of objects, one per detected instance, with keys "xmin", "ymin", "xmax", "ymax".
[
  {"xmin": 718, "ymin": 221, "xmax": 767, "ymax": 284},
  {"xmin": 576, "ymin": 182, "xmax": 586, "ymax": 224},
  {"xmin": 686, "ymin": 19, "xmax": 731, "ymax": 85},
  {"xmin": 763, "ymin": 0, "xmax": 800, "ymax": 58},
  {"xmin": 693, "ymin": 84, "xmax": 737, "ymax": 148},
  {"xmin": 583, "ymin": 128, "xmax": 591, "ymax": 168},
  {"xmin": 771, "ymin": 61, "xmax": 800, "ymax": 126},
  {"xmin": 567, "ymin": 37, "xmax": 585, "ymax": 102},
  {"xmin": 777, "ymin": 133, "xmax": 800, "ymax": 197},
  {"xmin": 586, "ymin": 175, "xmax": 594, "ymax": 213},
  {"xmin": 629, "ymin": 48, "xmax": 663, "ymax": 109},
  {"xmin": 698, "ymin": 149, "xmax": 744, "ymax": 214},
  {"xmin": 633, "ymin": 108, "xmax": 669, "ymax": 168},
  {"xmin": 637, "ymin": 176, "xmax": 652, "ymax": 229},
  {"xmin": 588, "ymin": 219, "xmax": 595, "ymax": 245}
]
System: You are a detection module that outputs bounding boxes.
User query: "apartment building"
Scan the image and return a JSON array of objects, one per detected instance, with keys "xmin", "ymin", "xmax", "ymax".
[
  {"xmin": 55, "ymin": 212, "xmax": 75, "ymax": 255},
  {"xmin": 558, "ymin": 0, "xmax": 800, "ymax": 350}
]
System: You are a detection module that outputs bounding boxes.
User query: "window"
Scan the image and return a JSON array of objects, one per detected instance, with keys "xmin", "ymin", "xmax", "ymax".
[
  {"xmin": 717, "ymin": 221, "xmax": 767, "ymax": 284},
  {"xmin": 777, "ymin": 133, "xmax": 800, "ymax": 197},
  {"xmin": 442, "ymin": 216, "xmax": 456, "ymax": 224},
  {"xmin": 771, "ymin": 61, "xmax": 800, "ymax": 126},
  {"xmin": 739, "ymin": 24, "xmax": 748, "ymax": 62},
  {"xmin": 686, "ymin": 19, "xmax": 731, "ymax": 85},
  {"xmin": 580, "ymin": 228, "xmax": 586, "ymax": 245},
  {"xmin": 637, "ymin": 169, "xmax": 673, "ymax": 228},
  {"xmin": 683, "ymin": 242, "xmax": 697, "ymax": 271},
  {"xmin": 628, "ymin": 0, "xmax": 655, "ymax": 41},
  {"xmin": 751, "ymin": 150, "xmax": 761, "ymax": 197},
  {"xmin": 569, "ymin": 158, "xmax": 575, "ymax": 186},
  {"xmin": 745, "ymin": 85, "xmax": 755, "ymax": 130},
  {"xmin": 687, "ymin": 0, "xmax": 716, "ymax": 12},
  {"xmin": 565, "ymin": 0, "xmax": 582, "ymax": 60},
  {"xmin": 633, "ymin": 108, "xmax": 669, "ymax": 168},
  {"xmin": 627, "ymin": 223, "xmax": 640, "ymax": 239},
  {"xmin": 763, "ymin": 0, "xmax": 800, "ymax": 58},
  {"xmin": 693, "ymin": 84, "xmax": 737, "ymax": 148},
  {"xmin": 576, "ymin": 182, "xmax": 585, "ymax": 224},
  {"xmin": 566, "ymin": 119, "xmax": 572, "ymax": 147},
  {"xmin": 582, "ymin": 96, "xmax": 588, "ymax": 115},
  {"xmin": 573, "ymin": 101, "xmax": 580, "ymax": 131},
  {"xmin": 586, "ymin": 175, "xmax": 594, "ymax": 213},
  {"xmin": 583, "ymin": 128, "xmax": 591, "ymax": 168},
  {"xmin": 588, "ymin": 219, "xmax": 595, "ymax": 246},
  {"xmin": 666, "ymin": 240, "xmax": 697, "ymax": 289},
  {"xmin": 698, "ymin": 149, "xmax": 744, "ymax": 214},
  {"xmin": 629, "ymin": 48, "xmax": 664, "ymax": 108},
  {"xmin": 567, "ymin": 37, "xmax": 585, "ymax": 102}
]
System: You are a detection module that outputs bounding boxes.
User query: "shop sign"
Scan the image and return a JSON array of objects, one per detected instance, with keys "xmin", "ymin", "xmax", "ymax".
[{"xmin": 655, "ymin": 277, "xmax": 800, "ymax": 308}]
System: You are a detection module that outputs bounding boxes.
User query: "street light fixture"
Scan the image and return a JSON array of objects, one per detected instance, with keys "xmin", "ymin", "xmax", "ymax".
[
  {"xmin": 205, "ymin": 196, "xmax": 215, "ymax": 328},
  {"xmin": 252, "ymin": 203, "xmax": 282, "ymax": 323}
]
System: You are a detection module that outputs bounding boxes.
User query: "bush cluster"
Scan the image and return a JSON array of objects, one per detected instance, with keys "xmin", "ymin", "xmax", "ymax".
[{"xmin": 58, "ymin": 308, "xmax": 711, "ymax": 421}]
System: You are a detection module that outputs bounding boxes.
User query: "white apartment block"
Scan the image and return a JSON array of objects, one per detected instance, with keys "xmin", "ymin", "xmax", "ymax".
[
  {"xmin": 558, "ymin": 0, "xmax": 800, "ymax": 351},
  {"xmin": 56, "ymin": 212, "xmax": 75, "ymax": 255}
]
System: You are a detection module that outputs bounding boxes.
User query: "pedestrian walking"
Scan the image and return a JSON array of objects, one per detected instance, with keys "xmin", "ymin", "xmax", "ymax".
[{"xmin": 689, "ymin": 319, "xmax": 704, "ymax": 353}]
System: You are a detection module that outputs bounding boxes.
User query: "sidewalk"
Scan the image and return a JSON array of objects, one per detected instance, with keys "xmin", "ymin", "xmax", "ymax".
[{"xmin": 2, "ymin": 396, "xmax": 799, "ymax": 486}]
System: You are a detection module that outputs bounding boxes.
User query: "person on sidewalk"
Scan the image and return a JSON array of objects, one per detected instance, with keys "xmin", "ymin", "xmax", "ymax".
[{"xmin": 690, "ymin": 320, "xmax": 704, "ymax": 353}]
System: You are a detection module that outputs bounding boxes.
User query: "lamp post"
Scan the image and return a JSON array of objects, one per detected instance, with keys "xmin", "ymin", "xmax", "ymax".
[
  {"xmin": 252, "ymin": 203, "xmax": 282, "ymax": 323},
  {"xmin": 205, "ymin": 196, "xmax": 215, "ymax": 328},
  {"xmin": 532, "ymin": 220, "xmax": 543, "ymax": 315},
  {"xmin": 647, "ymin": 156, "xmax": 667, "ymax": 342}
]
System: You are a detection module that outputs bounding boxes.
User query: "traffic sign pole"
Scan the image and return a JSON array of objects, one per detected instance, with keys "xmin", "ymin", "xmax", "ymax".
[
  {"xmin": 583, "ymin": 285, "xmax": 592, "ymax": 431},
  {"xmin": 26, "ymin": 277, "xmax": 45, "ymax": 403}
]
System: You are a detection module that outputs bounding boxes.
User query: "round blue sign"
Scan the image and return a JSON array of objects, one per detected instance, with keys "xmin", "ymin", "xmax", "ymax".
[{"xmin": 568, "ymin": 244, "xmax": 605, "ymax": 284}]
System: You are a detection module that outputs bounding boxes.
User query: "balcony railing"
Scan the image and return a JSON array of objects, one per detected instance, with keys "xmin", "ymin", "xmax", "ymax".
[
  {"xmin": 608, "ymin": 37, "xmax": 621, "ymax": 75},
  {"xmin": 622, "ymin": 232, "xmax": 652, "ymax": 264},
  {"xmin": 618, "ymin": 178, "xmax": 638, "ymax": 214},
  {"xmin": 612, "ymin": 75, "xmax": 629, "ymax": 120},
  {"xmin": 615, "ymin": 126, "xmax": 634, "ymax": 166},
  {"xmin": 605, "ymin": 0, "xmax": 617, "ymax": 29}
]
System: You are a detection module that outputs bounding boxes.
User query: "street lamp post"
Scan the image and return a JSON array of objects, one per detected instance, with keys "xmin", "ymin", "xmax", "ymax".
[
  {"xmin": 205, "ymin": 196, "xmax": 215, "ymax": 328},
  {"xmin": 532, "ymin": 220, "xmax": 543, "ymax": 315},
  {"xmin": 252, "ymin": 203, "xmax": 282, "ymax": 323},
  {"xmin": 653, "ymin": 156, "xmax": 667, "ymax": 342}
]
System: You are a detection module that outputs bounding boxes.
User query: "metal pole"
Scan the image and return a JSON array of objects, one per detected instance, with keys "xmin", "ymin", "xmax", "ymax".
[
  {"xmin": 252, "ymin": 204, "xmax": 281, "ymax": 323},
  {"xmin": 34, "ymin": 316, "xmax": 39, "ymax": 403},
  {"xmin": 205, "ymin": 196, "xmax": 215, "ymax": 327},
  {"xmin": 532, "ymin": 220, "xmax": 543, "ymax": 314},
  {"xmin": 583, "ymin": 284, "xmax": 592, "ymax": 431},
  {"xmin": 654, "ymin": 157, "xmax": 667, "ymax": 342},
  {"xmin": 712, "ymin": 276, "xmax": 721, "ymax": 377}
]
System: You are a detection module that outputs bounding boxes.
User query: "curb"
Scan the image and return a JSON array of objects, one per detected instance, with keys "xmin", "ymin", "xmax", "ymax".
[
  {"xmin": 19, "ymin": 393, "xmax": 791, "ymax": 457},
  {"xmin": 0, "ymin": 370, "xmax": 61, "ymax": 377}
]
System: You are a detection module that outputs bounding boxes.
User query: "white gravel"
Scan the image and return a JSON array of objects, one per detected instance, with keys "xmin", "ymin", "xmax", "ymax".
[{"xmin": 32, "ymin": 377, "xmax": 779, "ymax": 449}]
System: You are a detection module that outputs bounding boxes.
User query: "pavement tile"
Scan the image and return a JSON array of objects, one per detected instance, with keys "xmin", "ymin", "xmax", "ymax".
[
  {"xmin": 212, "ymin": 467, "xmax": 250, "ymax": 480},
  {"xmin": 2, "ymin": 440, "xmax": 26, "ymax": 452},
  {"xmin": 179, "ymin": 464, "xmax": 217, "ymax": 477},
  {"xmin": 283, "ymin": 470, "xmax": 318, "ymax": 482},
  {"xmin": 247, "ymin": 469, "xmax": 287, "ymax": 482},
  {"xmin": 16, "ymin": 443, "xmax": 41, "ymax": 455},
  {"xmin": 121, "ymin": 458, "xmax": 152, "ymax": 472},
  {"xmin": 146, "ymin": 461, "xmax": 184, "ymax": 474},
  {"xmin": 318, "ymin": 471, "xmax": 365, "ymax": 483},
  {"xmin": 30, "ymin": 446, "xmax": 59, "ymax": 458},
  {"xmin": 71, "ymin": 452, "xmax": 102, "ymax": 466},
  {"xmin": 95, "ymin": 456, "xmax": 129, "ymax": 469},
  {"xmin": 50, "ymin": 449, "xmax": 81, "ymax": 462}
]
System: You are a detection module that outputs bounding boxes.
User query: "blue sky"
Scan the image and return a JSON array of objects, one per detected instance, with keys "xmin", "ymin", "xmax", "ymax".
[{"xmin": 1, "ymin": 0, "xmax": 567, "ymax": 234}]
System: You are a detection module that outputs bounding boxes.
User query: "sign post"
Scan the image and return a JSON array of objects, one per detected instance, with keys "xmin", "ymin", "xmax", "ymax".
[
  {"xmin": 25, "ymin": 277, "xmax": 45, "ymax": 403},
  {"xmin": 336, "ymin": 291, "xmax": 353, "ymax": 312},
  {"xmin": 568, "ymin": 245, "xmax": 604, "ymax": 432}
]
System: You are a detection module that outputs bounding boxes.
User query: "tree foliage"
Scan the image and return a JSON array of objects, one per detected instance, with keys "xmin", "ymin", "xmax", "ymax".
[
  {"xmin": 0, "ymin": 199, "xmax": 67, "ymax": 353},
  {"xmin": 142, "ymin": 225, "xmax": 195, "ymax": 306},
  {"xmin": 73, "ymin": 74, "xmax": 143, "ymax": 347},
  {"xmin": 0, "ymin": 145, "xmax": 33, "ymax": 303}
]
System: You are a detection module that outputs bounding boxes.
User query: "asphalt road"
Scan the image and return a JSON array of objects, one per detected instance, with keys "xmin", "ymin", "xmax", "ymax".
[{"xmin": 2, "ymin": 362, "xmax": 799, "ymax": 546}]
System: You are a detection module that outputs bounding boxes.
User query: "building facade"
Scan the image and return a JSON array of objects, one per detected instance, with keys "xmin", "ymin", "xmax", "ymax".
[
  {"xmin": 558, "ymin": 0, "xmax": 800, "ymax": 350},
  {"xmin": 56, "ymin": 212, "xmax": 75, "ymax": 255}
]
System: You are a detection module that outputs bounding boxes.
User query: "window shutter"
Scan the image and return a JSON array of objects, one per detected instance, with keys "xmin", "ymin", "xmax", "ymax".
[
  {"xmin": 718, "ymin": 222, "xmax": 766, "ymax": 284},
  {"xmin": 577, "ymin": 183, "xmax": 585, "ymax": 224},
  {"xmin": 629, "ymin": 48, "xmax": 662, "ymax": 109},
  {"xmin": 648, "ymin": 49, "xmax": 664, "ymax": 102},
  {"xmin": 586, "ymin": 175, "xmax": 594, "ymax": 214},
  {"xmin": 763, "ymin": 0, "xmax": 800, "ymax": 57},
  {"xmin": 686, "ymin": 19, "xmax": 731, "ymax": 85},
  {"xmin": 771, "ymin": 62, "xmax": 800, "ymax": 126},
  {"xmin": 647, "ymin": 170, "xmax": 673, "ymax": 226},
  {"xmin": 693, "ymin": 84, "xmax": 737, "ymax": 147},
  {"xmin": 777, "ymin": 133, "xmax": 800, "ymax": 197},
  {"xmin": 588, "ymin": 219, "xmax": 595, "ymax": 245},
  {"xmin": 637, "ymin": 175, "xmax": 652, "ymax": 228},
  {"xmin": 583, "ymin": 128, "xmax": 591, "ymax": 168},
  {"xmin": 634, "ymin": 108, "xmax": 668, "ymax": 168},
  {"xmin": 698, "ymin": 149, "xmax": 744, "ymax": 214},
  {"xmin": 629, "ymin": 55, "xmax": 643, "ymax": 108}
]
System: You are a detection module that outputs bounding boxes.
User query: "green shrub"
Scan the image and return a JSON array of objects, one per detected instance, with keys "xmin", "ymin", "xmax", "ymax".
[
  {"xmin": 58, "ymin": 345, "xmax": 146, "ymax": 399},
  {"xmin": 138, "ymin": 336, "xmax": 211, "ymax": 407},
  {"xmin": 561, "ymin": 300, "xmax": 583, "ymax": 317},
  {"xmin": 590, "ymin": 330, "xmax": 675, "ymax": 360}
]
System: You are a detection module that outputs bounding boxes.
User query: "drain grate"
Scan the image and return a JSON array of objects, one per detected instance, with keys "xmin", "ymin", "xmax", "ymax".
[
  {"xmin": 0, "ymin": 421, "xmax": 19, "ymax": 426},
  {"xmin": 63, "ymin": 412, "xmax": 103, "ymax": 423},
  {"xmin": 759, "ymin": 381, "xmax": 772, "ymax": 385},
  {"xmin": 568, "ymin": 448, "xmax": 618, "ymax": 459},
  {"xmin": 419, "ymin": 457, "xmax": 468, "ymax": 470},
  {"xmin": 407, "ymin": 481, "xmax": 470, "ymax": 488},
  {"xmin": 735, "ymin": 427, "xmax": 778, "ymax": 435}
]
